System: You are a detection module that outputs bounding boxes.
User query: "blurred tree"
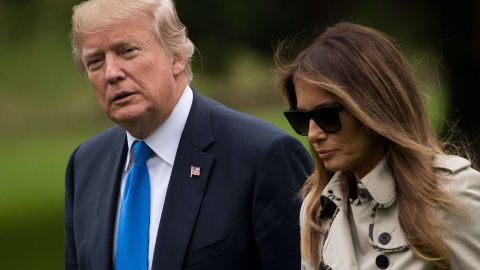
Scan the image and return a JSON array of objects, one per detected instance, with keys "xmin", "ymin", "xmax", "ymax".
[
  {"xmin": 176, "ymin": 0, "xmax": 345, "ymax": 71},
  {"xmin": 430, "ymin": 0, "xmax": 480, "ymax": 156},
  {"xmin": 0, "ymin": 0, "xmax": 76, "ymax": 42},
  {"xmin": 0, "ymin": 0, "xmax": 39, "ymax": 41}
]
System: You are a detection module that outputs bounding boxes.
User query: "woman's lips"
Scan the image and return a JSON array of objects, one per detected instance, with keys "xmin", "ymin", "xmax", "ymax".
[{"xmin": 317, "ymin": 149, "xmax": 337, "ymax": 159}]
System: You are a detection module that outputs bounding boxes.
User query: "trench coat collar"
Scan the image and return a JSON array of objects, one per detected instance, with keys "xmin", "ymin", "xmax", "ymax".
[
  {"xmin": 320, "ymin": 158, "xmax": 396, "ymax": 210},
  {"xmin": 359, "ymin": 158, "xmax": 396, "ymax": 208},
  {"xmin": 321, "ymin": 172, "xmax": 347, "ymax": 203},
  {"xmin": 318, "ymin": 172, "xmax": 347, "ymax": 221},
  {"xmin": 351, "ymin": 155, "xmax": 472, "ymax": 208}
]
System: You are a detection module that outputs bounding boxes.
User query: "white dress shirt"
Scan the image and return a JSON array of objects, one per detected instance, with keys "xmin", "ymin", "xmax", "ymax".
[{"xmin": 113, "ymin": 85, "xmax": 193, "ymax": 270}]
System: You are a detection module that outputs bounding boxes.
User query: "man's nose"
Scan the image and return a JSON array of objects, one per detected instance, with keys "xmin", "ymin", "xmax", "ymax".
[
  {"xmin": 307, "ymin": 119, "xmax": 327, "ymax": 142},
  {"xmin": 104, "ymin": 54, "xmax": 125, "ymax": 85}
]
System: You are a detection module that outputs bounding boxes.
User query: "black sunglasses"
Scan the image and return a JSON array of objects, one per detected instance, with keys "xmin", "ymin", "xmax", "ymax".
[{"xmin": 284, "ymin": 104, "xmax": 345, "ymax": 135}]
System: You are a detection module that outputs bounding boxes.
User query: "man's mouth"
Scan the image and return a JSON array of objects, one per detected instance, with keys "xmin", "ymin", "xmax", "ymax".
[{"xmin": 111, "ymin": 91, "xmax": 135, "ymax": 103}]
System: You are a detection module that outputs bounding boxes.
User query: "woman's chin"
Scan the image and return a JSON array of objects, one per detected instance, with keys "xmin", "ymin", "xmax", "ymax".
[{"xmin": 323, "ymin": 159, "xmax": 344, "ymax": 173}]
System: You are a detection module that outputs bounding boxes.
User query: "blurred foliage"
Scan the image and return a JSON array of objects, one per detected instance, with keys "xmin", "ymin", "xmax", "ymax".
[
  {"xmin": 0, "ymin": 0, "xmax": 478, "ymax": 269},
  {"xmin": 0, "ymin": 138, "xmax": 75, "ymax": 269}
]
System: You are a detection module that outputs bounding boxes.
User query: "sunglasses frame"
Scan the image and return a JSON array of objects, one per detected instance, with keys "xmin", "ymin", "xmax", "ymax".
[{"xmin": 284, "ymin": 104, "xmax": 345, "ymax": 136}]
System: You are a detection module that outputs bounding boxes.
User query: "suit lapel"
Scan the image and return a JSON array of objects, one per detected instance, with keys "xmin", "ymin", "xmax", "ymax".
[
  {"xmin": 152, "ymin": 92, "xmax": 215, "ymax": 269},
  {"xmin": 92, "ymin": 128, "xmax": 127, "ymax": 269}
]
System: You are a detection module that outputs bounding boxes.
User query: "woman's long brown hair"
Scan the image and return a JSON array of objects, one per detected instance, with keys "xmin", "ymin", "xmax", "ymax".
[{"xmin": 276, "ymin": 22, "xmax": 460, "ymax": 269}]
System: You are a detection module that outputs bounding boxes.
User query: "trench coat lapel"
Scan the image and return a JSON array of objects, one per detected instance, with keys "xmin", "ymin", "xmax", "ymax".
[
  {"xmin": 321, "ymin": 173, "xmax": 360, "ymax": 270},
  {"xmin": 322, "ymin": 200, "xmax": 359, "ymax": 269}
]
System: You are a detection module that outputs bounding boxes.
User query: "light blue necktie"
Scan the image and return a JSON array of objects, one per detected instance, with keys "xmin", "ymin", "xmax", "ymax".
[{"xmin": 116, "ymin": 141, "xmax": 153, "ymax": 270}]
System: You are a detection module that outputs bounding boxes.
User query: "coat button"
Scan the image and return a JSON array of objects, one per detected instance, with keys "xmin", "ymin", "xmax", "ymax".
[
  {"xmin": 378, "ymin": 232, "xmax": 391, "ymax": 245},
  {"xmin": 375, "ymin": 254, "xmax": 389, "ymax": 269}
]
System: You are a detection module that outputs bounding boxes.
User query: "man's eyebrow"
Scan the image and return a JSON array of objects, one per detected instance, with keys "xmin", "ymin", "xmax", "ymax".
[
  {"xmin": 111, "ymin": 40, "xmax": 138, "ymax": 50},
  {"xmin": 81, "ymin": 33, "xmax": 147, "ymax": 61},
  {"xmin": 82, "ymin": 42, "xmax": 132, "ymax": 60},
  {"xmin": 82, "ymin": 50, "xmax": 103, "ymax": 62}
]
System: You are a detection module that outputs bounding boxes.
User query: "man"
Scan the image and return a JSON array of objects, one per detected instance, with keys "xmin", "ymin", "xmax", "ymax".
[{"xmin": 65, "ymin": 0, "xmax": 311, "ymax": 269}]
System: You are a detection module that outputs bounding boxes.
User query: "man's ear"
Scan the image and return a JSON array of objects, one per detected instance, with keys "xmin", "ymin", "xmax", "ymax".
[{"xmin": 172, "ymin": 54, "xmax": 186, "ymax": 75}]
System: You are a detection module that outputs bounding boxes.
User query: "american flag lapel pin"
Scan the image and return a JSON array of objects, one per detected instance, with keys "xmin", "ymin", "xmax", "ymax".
[{"xmin": 190, "ymin": 165, "xmax": 201, "ymax": 177}]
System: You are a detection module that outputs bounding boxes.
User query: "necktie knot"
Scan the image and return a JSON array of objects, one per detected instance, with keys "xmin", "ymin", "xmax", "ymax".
[{"xmin": 132, "ymin": 141, "xmax": 153, "ymax": 165}]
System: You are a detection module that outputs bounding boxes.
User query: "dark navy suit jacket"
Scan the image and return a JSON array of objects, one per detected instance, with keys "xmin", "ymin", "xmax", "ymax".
[{"xmin": 65, "ymin": 92, "xmax": 312, "ymax": 270}]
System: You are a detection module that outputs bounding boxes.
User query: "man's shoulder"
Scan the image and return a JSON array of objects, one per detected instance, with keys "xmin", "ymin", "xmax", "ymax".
[
  {"xmin": 203, "ymin": 96, "xmax": 287, "ymax": 139},
  {"xmin": 74, "ymin": 125, "xmax": 125, "ymax": 156}
]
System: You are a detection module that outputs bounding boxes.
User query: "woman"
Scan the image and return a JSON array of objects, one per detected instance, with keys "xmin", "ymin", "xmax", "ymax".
[{"xmin": 276, "ymin": 22, "xmax": 480, "ymax": 270}]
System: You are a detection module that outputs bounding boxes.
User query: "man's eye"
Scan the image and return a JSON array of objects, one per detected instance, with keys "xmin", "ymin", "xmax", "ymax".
[
  {"xmin": 86, "ymin": 58, "xmax": 103, "ymax": 71},
  {"xmin": 122, "ymin": 47, "xmax": 138, "ymax": 58}
]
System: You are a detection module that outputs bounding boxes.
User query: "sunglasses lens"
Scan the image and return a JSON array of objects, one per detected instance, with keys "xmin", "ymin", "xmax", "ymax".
[
  {"xmin": 284, "ymin": 106, "xmax": 343, "ymax": 136},
  {"xmin": 311, "ymin": 109, "xmax": 341, "ymax": 133},
  {"xmin": 284, "ymin": 111, "xmax": 309, "ymax": 135}
]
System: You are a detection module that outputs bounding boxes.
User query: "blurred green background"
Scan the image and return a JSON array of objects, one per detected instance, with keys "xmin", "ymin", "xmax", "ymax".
[{"xmin": 1, "ymin": 0, "xmax": 479, "ymax": 269}]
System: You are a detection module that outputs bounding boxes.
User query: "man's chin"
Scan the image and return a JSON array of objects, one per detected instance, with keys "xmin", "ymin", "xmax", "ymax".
[{"xmin": 109, "ymin": 109, "xmax": 144, "ymax": 126}]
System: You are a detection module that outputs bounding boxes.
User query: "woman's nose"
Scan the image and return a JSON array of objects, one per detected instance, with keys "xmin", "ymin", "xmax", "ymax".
[{"xmin": 307, "ymin": 119, "xmax": 327, "ymax": 142}]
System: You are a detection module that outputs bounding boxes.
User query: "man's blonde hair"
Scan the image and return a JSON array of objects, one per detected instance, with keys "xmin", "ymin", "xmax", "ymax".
[{"xmin": 71, "ymin": 0, "xmax": 195, "ymax": 81}]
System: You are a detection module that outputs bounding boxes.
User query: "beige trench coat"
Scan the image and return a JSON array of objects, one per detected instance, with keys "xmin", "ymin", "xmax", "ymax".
[{"xmin": 301, "ymin": 155, "xmax": 480, "ymax": 270}]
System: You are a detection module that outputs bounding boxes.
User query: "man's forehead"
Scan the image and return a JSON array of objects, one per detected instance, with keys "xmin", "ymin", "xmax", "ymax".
[{"xmin": 81, "ymin": 27, "xmax": 152, "ymax": 55}]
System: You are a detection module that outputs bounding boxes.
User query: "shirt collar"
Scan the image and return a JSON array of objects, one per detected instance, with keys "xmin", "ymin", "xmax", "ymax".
[{"xmin": 124, "ymin": 85, "xmax": 193, "ymax": 171}]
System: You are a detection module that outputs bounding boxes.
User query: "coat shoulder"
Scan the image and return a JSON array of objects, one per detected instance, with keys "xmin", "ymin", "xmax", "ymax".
[
  {"xmin": 434, "ymin": 154, "xmax": 471, "ymax": 174},
  {"xmin": 434, "ymin": 154, "xmax": 480, "ymax": 193},
  {"xmin": 434, "ymin": 157, "xmax": 480, "ymax": 268},
  {"xmin": 72, "ymin": 125, "xmax": 125, "ymax": 159},
  {"xmin": 206, "ymin": 97, "xmax": 289, "ymax": 141}
]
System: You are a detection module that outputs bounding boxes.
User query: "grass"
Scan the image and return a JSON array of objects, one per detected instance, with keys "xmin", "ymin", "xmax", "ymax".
[
  {"xmin": 0, "ymin": 132, "xmax": 116, "ymax": 269},
  {"xmin": 247, "ymin": 104, "xmax": 310, "ymax": 149},
  {"xmin": 0, "ymin": 137, "xmax": 72, "ymax": 269}
]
